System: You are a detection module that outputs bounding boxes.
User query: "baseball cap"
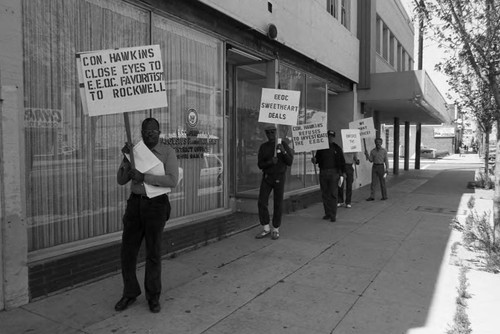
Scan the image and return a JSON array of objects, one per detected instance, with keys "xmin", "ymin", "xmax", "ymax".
[
  {"xmin": 264, "ymin": 124, "xmax": 277, "ymax": 131},
  {"xmin": 327, "ymin": 130, "xmax": 335, "ymax": 137}
]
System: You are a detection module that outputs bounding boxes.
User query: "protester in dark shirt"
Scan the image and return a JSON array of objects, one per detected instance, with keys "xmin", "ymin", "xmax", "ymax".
[
  {"xmin": 311, "ymin": 130, "xmax": 346, "ymax": 222},
  {"xmin": 255, "ymin": 124, "xmax": 294, "ymax": 240}
]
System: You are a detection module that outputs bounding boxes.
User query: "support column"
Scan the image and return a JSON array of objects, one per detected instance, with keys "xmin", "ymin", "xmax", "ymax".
[
  {"xmin": 0, "ymin": 0, "xmax": 28, "ymax": 309},
  {"xmin": 393, "ymin": 117, "xmax": 400, "ymax": 175},
  {"xmin": 404, "ymin": 121, "xmax": 410, "ymax": 170},
  {"xmin": 415, "ymin": 122, "xmax": 422, "ymax": 170}
]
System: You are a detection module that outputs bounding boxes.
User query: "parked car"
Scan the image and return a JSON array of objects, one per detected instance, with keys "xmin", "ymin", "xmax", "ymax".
[{"xmin": 176, "ymin": 153, "xmax": 223, "ymax": 190}]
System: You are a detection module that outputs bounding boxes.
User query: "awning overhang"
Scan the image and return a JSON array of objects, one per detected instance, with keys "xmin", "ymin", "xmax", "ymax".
[{"xmin": 358, "ymin": 70, "xmax": 453, "ymax": 124}]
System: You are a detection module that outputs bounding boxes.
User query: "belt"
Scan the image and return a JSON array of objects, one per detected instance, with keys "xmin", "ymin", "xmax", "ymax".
[
  {"xmin": 374, "ymin": 163, "xmax": 384, "ymax": 165},
  {"xmin": 131, "ymin": 193, "xmax": 167, "ymax": 200},
  {"xmin": 131, "ymin": 193, "xmax": 150, "ymax": 199}
]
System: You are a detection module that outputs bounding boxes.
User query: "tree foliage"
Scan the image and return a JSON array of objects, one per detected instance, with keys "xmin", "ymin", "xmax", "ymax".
[
  {"xmin": 419, "ymin": 0, "xmax": 500, "ymax": 108},
  {"xmin": 416, "ymin": 0, "xmax": 500, "ymax": 237}
]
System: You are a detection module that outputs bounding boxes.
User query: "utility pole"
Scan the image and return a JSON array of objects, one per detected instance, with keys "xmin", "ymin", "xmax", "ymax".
[{"xmin": 413, "ymin": 0, "xmax": 426, "ymax": 169}]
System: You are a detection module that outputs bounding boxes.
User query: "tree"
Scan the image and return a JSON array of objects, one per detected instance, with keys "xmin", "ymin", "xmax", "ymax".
[
  {"xmin": 417, "ymin": 0, "xmax": 500, "ymax": 238},
  {"xmin": 439, "ymin": 62, "xmax": 497, "ymax": 175}
]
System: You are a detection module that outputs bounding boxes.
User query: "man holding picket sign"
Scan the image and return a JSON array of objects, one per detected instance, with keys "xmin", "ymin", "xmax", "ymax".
[
  {"xmin": 76, "ymin": 45, "xmax": 177, "ymax": 313},
  {"xmin": 255, "ymin": 124, "xmax": 294, "ymax": 240},
  {"xmin": 256, "ymin": 88, "xmax": 300, "ymax": 240},
  {"xmin": 311, "ymin": 130, "xmax": 346, "ymax": 222},
  {"xmin": 116, "ymin": 117, "xmax": 178, "ymax": 313},
  {"xmin": 338, "ymin": 128, "xmax": 362, "ymax": 208}
]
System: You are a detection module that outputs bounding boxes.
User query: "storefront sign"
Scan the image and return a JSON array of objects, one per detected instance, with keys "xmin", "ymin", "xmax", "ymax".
[
  {"xmin": 258, "ymin": 88, "xmax": 301, "ymax": 126},
  {"xmin": 291, "ymin": 122, "xmax": 328, "ymax": 152},
  {"xmin": 341, "ymin": 129, "xmax": 362, "ymax": 153},
  {"xmin": 434, "ymin": 127, "xmax": 455, "ymax": 138},
  {"xmin": 76, "ymin": 45, "xmax": 168, "ymax": 116},
  {"xmin": 24, "ymin": 108, "xmax": 63, "ymax": 128},
  {"xmin": 162, "ymin": 136, "xmax": 218, "ymax": 160},
  {"xmin": 349, "ymin": 117, "xmax": 375, "ymax": 138}
]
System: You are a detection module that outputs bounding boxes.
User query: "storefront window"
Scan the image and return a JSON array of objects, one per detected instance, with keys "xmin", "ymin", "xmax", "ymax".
[
  {"xmin": 23, "ymin": 0, "xmax": 224, "ymax": 251},
  {"xmin": 152, "ymin": 15, "xmax": 225, "ymax": 217},
  {"xmin": 235, "ymin": 62, "xmax": 271, "ymax": 194}
]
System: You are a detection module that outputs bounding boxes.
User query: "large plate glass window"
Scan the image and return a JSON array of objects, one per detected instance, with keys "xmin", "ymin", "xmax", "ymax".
[
  {"xmin": 23, "ymin": 0, "xmax": 225, "ymax": 252},
  {"xmin": 152, "ymin": 15, "xmax": 225, "ymax": 217}
]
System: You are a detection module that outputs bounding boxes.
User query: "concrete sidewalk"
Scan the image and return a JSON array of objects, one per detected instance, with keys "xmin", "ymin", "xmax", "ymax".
[{"xmin": 1, "ymin": 154, "xmax": 498, "ymax": 334}]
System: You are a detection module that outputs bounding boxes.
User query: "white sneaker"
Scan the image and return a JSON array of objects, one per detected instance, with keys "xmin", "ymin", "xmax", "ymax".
[
  {"xmin": 346, "ymin": 204, "xmax": 352, "ymax": 208},
  {"xmin": 337, "ymin": 203, "xmax": 344, "ymax": 207}
]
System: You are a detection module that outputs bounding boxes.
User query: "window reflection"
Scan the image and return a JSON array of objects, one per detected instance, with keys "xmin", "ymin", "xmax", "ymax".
[{"xmin": 235, "ymin": 63, "xmax": 328, "ymax": 196}]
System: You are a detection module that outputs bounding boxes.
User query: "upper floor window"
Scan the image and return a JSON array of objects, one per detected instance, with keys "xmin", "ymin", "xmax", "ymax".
[
  {"xmin": 376, "ymin": 17, "xmax": 382, "ymax": 54},
  {"xmin": 389, "ymin": 33, "xmax": 395, "ymax": 66},
  {"xmin": 382, "ymin": 24, "xmax": 389, "ymax": 60},
  {"xmin": 397, "ymin": 43, "xmax": 403, "ymax": 71},
  {"xmin": 327, "ymin": 0, "xmax": 338, "ymax": 18},
  {"xmin": 340, "ymin": 0, "xmax": 350, "ymax": 29}
]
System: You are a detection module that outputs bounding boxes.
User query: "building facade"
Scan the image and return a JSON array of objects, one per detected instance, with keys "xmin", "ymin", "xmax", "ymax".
[
  {"xmin": 357, "ymin": 0, "xmax": 453, "ymax": 173},
  {"xmin": 0, "ymin": 0, "xmax": 450, "ymax": 309}
]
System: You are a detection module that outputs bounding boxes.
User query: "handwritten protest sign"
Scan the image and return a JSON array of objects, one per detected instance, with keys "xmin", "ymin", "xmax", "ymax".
[
  {"xmin": 348, "ymin": 117, "xmax": 375, "ymax": 138},
  {"xmin": 349, "ymin": 117, "xmax": 376, "ymax": 152},
  {"xmin": 76, "ymin": 45, "xmax": 168, "ymax": 116},
  {"xmin": 291, "ymin": 122, "xmax": 328, "ymax": 153},
  {"xmin": 341, "ymin": 129, "xmax": 362, "ymax": 153},
  {"xmin": 258, "ymin": 88, "xmax": 301, "ymax": 126}
]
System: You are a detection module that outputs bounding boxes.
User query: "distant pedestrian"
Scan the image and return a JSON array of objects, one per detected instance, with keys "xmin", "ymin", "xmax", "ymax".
[
  {"xmin": 365, "ymin": 137, "xmax": 389, "ymax": 201},
  {"xmin": 255, "ymin": 124, "xmax": 294, "ymax": 240},
  {"xmin": 115, "ymin": 117, "xmax": 179, "ymax": 313},
  {"xmin": 338, "ymin": 152, "xmax": 360, "ymax": 208},
  {"xmin": 311, "ymin": 130, "xmax": 346, "ymax": 222}
]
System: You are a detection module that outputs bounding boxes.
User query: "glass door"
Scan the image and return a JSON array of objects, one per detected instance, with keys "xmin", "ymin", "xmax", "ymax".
[{"xmin": 234, "ymin": 61, "xmax": 277, "ymax": 195}]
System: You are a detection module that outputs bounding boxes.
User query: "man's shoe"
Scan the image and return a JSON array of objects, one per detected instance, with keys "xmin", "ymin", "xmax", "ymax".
[
  {"xmin": 337, "ymin": 202, "xmax": 345, "ymax": 207},
  {"xmin": 382, "ymin": 197, "xmax": 388, "ymax": 200},
  {"xmin": 271, "ymin": 230, "xmax": 280, "ymax": 240},
  {"xmin": 255, "ymin": 230, "xmax": 271, "ymax": 239},
  {"xmin": 346, "ymin": 204, "xmax": 352, "ymax": 208},
  {"xmin": 114, "ymin": 296, "xmax": 136, "ymax": 311},
  {"xmin": 330, "ymin": 217, "xmax": 336, "ymax": 222},
  {"xmin": 322, "ymin": 215, "xmax": 330, "ymax": 220},
  {"xmin": 148, "ymin": 299, "xmax": 161, "ymax": 313},
  {"xmin": 366, "ymin": 197, "xmax": 374, "ymax": 201}
]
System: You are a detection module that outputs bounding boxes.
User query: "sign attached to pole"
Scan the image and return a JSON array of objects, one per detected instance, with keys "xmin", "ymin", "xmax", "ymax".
[
  {"xmin": 341, "ymin": 129, "xmax": 362, "ymax": 153},
  {"xmin": 291, "ymin": 122, "xmax": 328, "ymax": 153},
  {"xmin": 258, "ymin": 88, "xmax": 301, "ymax": 126},
  {"xmin": 76, "ymin": 45, "xmax": 168, "ymax": 116},
  {"xmin": 349, "ymin": 117, "xmax": 375, "ymax": 138}
]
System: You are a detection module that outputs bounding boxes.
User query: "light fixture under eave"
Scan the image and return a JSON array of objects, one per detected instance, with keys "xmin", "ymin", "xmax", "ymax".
[{"xmin": 228, "ymin": 48, "xmax": 262, "ymax": 62}]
